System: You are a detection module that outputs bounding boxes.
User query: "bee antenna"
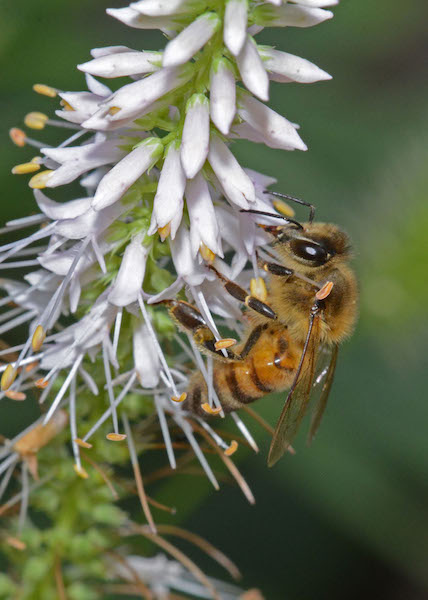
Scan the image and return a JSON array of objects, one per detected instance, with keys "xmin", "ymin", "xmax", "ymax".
[
  {"xmin": 264, "ymin": 191, "xmax": 316, "ymax": 224},
  {"xmin": 239, "ymin": 209, "xmax": 304, "ymax": 230}
]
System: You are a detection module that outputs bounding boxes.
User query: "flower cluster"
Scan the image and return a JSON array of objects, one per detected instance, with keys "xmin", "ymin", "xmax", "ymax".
[{"xmin": 1, "ymin": 0, "xmax": 337, "ymax": 595}]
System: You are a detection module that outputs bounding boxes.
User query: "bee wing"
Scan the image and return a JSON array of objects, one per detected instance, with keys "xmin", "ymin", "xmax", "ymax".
[
  {"xmin": 267, "ymin": 311, "xmax": 322, "ymax": 467},
  {"xmin": 307, "ymin": 343, "xmax": 339, "ymax": 445}
]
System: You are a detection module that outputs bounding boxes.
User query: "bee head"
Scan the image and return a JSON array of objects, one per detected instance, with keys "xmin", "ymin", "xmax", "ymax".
[{"xmin": 285, "ymin": 222, "xmax": 352, "ymax": 268}]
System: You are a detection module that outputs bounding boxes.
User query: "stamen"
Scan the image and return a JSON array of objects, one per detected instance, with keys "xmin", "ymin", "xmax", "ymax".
[
  {"xmin": 106, "ymin": 433, "xmax": 127, "ymax": 442},
  {"xmin": 154, "ymin": 395, "xmax": 176, "ymax": 469},
  {"xmin": 73, "ymin": 464, "xmax": 89, "ymax": 479},
  {"xmin": 158, "ymin": 223, "xmax": 171, "ymax": 241},
  {"xmin": 112, "ymin": 309, "xmax": 123, "ymax": 359},
  {"xmin": 230, "ymin": 412, "xmax": 259, "ymax": 453},
  {"xmin": 224, "ymin": 440, "xmax": 238, "ymax": 456},
  {"xmin": 24, "ymin": 112, "xmax": 49, "ymax": 130},
  {"xmin": 35, "ymin": 378, "xmax": 49, "ymax": 389},
  {"xmin": 199, "ymin": 243, "xmax": 216, "ymax": 263},
  {"xmin": 0, "ymin": 463, "xmax": 15, "ymax": 502},
  {"xmin": 171, "ymin": 392, "xmax": 187, "ymax": 403},
  {"xmin": 12, "ymin": 162, "xmax": 41, "ymax": 175},
  {"xmin": 175, "ymin": 417, "xmax": 219, "ymax": 490},
  {"xmin": 9, "ymin": 128, "xmax": 27, "ymax": 147},
  {"xmin": 250, "ymin": 277, "xmax": 267, "ymax": 302},
  {"xmin": 273, "ymin": 198, "xmax": 295, "ymax": 218},
  {"xmin": 1, "ymin": 365, "xmax": 17, "ymax": 391},
  {"xmin": 18, "ymin": 462, "xmax": 29, "ymax": 534},
  {"xmin": 108, "ymin": 106, "xmax": 121, "ymax": 116},
  {"xmin": 74, "ymin": 438, "xmax": 92, "ymax": 449},
  {"xmin": 214, "ymin": 338, "xmax": 236, "ymax": 350},
  {"xmin": 31, "ymin": 325, "xmax": 46, "ymax": 352},
  {"xmin": 201, "ymin": 403, "xmax": 222, "ymax": 416},
  {"xmin": 6, "ymin": 537, "xmax": 26, "ymax": 551},
  {"xmin": 316, "ymin": 280, "xmax": 334, "ymax": 300},
  {"xmin": 43, "ymin": 354, "xmax": 83, "ymax": 425},
  {"xmin": 0, "ymin": 453, "xmax": 19, "ymax": 477},
  {"xmin": 91, "ymin": 237, "xmax": 107, "ymax": 273},
  {"xmin": 33, "ymin": 83, "xmax": 58, "ymax": 97},
  {"xmin": 69, "ymin": 378, "xmax": 81, "ymax": 470},
  {"xmin": 4, "ymin": 390, "xmax": 26, "ymax": 401},
  {"xmin": 83, "ymin": 372, "xmax": 137, "ymax": 443},
  {"xmin": 102, "ymin": 340, "xmax": 120, "ymax": 436},
  {"xmin": 192, "ymin": 287, "xmax": 228, "ymax": 358},
  {"xmin": 78, "ymin": 366, "xmax": 99, "ymax": 396},
  {"xmin": 29, "ymin": 170, "xmax": 53, "ymax": 189}
]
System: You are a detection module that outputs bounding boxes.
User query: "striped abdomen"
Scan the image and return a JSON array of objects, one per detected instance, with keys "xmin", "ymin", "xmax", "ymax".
[{"xmin": 186, "ymin": 326, "xmax": 301, "ymax": 414}]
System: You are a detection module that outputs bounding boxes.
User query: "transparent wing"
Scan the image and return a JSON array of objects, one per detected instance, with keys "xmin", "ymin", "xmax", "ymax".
[
  {"xmin": 307, "ymin": 343, "xmax": 339, "ymax": 445},
  {"xmin": 267, "ymin": 313, "xmax": 321, "ymax": 467}
]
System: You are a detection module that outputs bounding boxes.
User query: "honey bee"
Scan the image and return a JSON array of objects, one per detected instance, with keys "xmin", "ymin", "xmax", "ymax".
[{"xmin": 161, "ymin": 193, "xmax": 358, "ymax": 466}]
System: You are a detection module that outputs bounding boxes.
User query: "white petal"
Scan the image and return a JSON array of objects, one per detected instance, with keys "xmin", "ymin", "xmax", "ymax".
[
  {"xmin": 56, "ymin": 92, "xmax": 102, "ymax": 125},
  {"xmin": 85, "ymin": 74, "xmax": 112, "ymax": 97},
  {"xmin": 109, "ymin": 234, "xmax": 149, "ymax": 307},
  {"xmin": 244, "ymin": 168, "xmax": 277, "ymax": 194},
  {"xmin": 170, "ymin": 225, "xmax": 207, "ymax": 286},
  {"xmin": 148, "ymin": 141, "xmax": 185, "ymax": 238},
  {"xmin": 79, "ymin": 51, "xmax": 162, "ymax": 78},
  {"xmin": 186, "ymin": 173, "xmax": 221, "ymax": 257},
  {"xmin": 292, "ymin": 0, "xmax": 338, "ymax": 7},
  {"xmin": 106, "ymin": 7, "xmax": 178, "ymax": 30},
  {"xmin": 163, "ymin": 12, "xmax": 221, "ymax": 68},
  {"xmin": 133, "ymin": 322, "xmax": 160, "ymax": 388},
  {"xmin": 54, "ymin": 202, "xmax": 128, "ymax": 240},
  {"xmin": 237, "ymin": 92, "xmax": 307, "ymax": 151},
  {"xmin": 208, "ymin": 136, "xmax": 255, "ymax": 209},
  {"xmin": 209, "ymin": 58, "xmax": 236, "ymax": 135},
  {"xmin": 91, "ymin": 45, "xmax": 132, "ymax": 58},
  {"xmin": 236, "ymin": 36, "xmax": 269, "ymax": 102},
  {"xmin": 224, "ymin": 0, "xmax": 248, "ymax": 56},
  {"xmin": 181, "ymin": 94, "xmax": 210, "ymax": 179},
  {"xmin": 131, "ymin": 0, "xmax": 201, "ymax": 16},
  {"xmin": 34, "ymin": 190, "xmax": 92, "ymax": 220},
  {"xmin": 84, "ymin": 66, "xmax": 192, "ymax": 127},
  {"xmin": 260, "ymin": 47, "xmax": 331, "ymax": 83},
  {"xmin": 43, "ymin": 139, "xmax": 124, "ymax": 187},
  {"xmin": 92, "ymin": 138, "xmax": 163, "ymax": 211},
  {"xmin": 253, "ymin": 3, "xmax": 333, "ymax": 27}
]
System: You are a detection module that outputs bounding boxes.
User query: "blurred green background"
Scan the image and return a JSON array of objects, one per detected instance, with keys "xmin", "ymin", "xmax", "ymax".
[{"xmin": 1, "ymin": 0, "xmax": 428, "ymax": 598}]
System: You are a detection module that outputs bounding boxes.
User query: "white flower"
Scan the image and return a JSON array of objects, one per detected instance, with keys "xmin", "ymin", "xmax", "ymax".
[
  {"xmin": 209, "ymin": 57, "xmax": 236, "ymax": 135},
  {"xmin": 252, "ymin": 3, "xmax": 334, "ymax": 28},
  {"xmin": 185, "ymin": 172, "xmax": 222, "ymax": 257},
  {"xmin": 224, "ymin": 0, "xmax": 248, "ymax": 57},
  {"xmin": 259, "ymin": 46, "xmax": 331, "ymax": 83},
  {"xmin": 132, "ymin": 321, "xmax": 160, "ymax": 388},
  {"xmin": 237, "ymin": 36, "xmax": 270, "ymax": 102},
  {"xmin": 78, "ymin": 50, "xmax": 162, "ymax": 78},
  {"xmin": 106, "ymin": 7, "xmax": 178, "ymax": 31},
  {"xmin": 181, "ymin": 94, "xmax": 210, "ymax": 179},
  {"xmin": 108, "ymin": 234, "xmax": 149, "ymax": 307},
  {"xmin": 162, "ymin": 12, "xmax": 221, "ymax": 68},
  {"xmin": 92, "ymin": 138, "xmax": 163, "ymax": 210},
  {"xmin": 148, "ymin": 141, "xmax": 186, "ymax": 239}
]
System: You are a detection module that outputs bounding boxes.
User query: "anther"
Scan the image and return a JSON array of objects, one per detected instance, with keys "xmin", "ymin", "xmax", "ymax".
[
  {"xmin": 158, "ymin": 223, "xmax": 171, "ymax": 241},
  {"xmin": 224, "ymin": 440, "xmax": 238, "ymax": 456},
  {"xmin": 32, "ymin": 325, "xmax": 46, "ymax": 352},
  {"xmin": 201, "ymin": 403, "xmax": 222, "ymax": 416},
  {"xmin": 74, "ymin": 438, "xmax": 93, "ymax": 449},
  {"xmin": 9, "ymin": 128, "xmax": 27, "ymax": 147},
  {"xmin": 171, "ymin": 392, "xmax": 187, "ymax": 403},
  {"xmin": 214, "ymin": 338, "xmax": 236, "ymax": 351},
  {"xmin": 35, "ymin": 378, "xmax": 49, "ymax": 389},
  {"xmin": 6, "ymin": 537, "xmax": 26, "ymax": 551},
  {"xmin": 73, "ymin": 464, "xmax": 89, "ymax": 479},
  {"xmin": 12, "ymin": 162, "xmax": 41, "ymax": 175},
  {"xmin": 24, "ymin": 112, "xmax": 49, "ymax": 130},
  {"xmin": 199, "ymin": 243, "xmax": 216, "ymax": 263},
  {"xmin": 1, "ymin": 365, "xmax": 17, "ymax": 391},
  {"xmin": 108, "ymin": 106, "xmax": 121, "ymax": 115},
  {"xmin": 250, "ymin": 277, "xmax": 268, "ymax": 302},
  {"xmin": 33, "ymin": 83, "xmax": 58, "ymax": 98},
  {"xmin": 273, "ymin": 198, "xmax": 295, "ymax": 218},
  {"xmin": 5, "ymin": 390, "xmax": 26, "ymax": 401},
  {"xmin": 316, "ymin": 281, "xmax": 334, "ymax": 301},
  {"xmin": 29, "ymin": 170, "xmax": 53, "ymax": 189},
  {"xmin": 60, "ymin": 99, "xmax": 74, "ymax": 111},
  {"xmin": 106, "ymin": 433, "xmax": 127, "ymax": 442}
]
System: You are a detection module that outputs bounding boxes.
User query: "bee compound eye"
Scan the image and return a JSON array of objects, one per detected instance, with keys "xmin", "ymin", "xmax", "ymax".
[{"xmin": 290, "ymin": 239, "xmax": 328, "ymax": 265}]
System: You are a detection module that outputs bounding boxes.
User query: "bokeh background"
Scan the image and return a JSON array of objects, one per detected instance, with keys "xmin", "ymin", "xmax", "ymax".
[{"xmin": 1, "ymin": 1, "xmax": 427, "ymax": 599}]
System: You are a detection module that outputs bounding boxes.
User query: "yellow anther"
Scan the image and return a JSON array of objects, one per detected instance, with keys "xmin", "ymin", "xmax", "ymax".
[
  {"xmin": 6, "ymin": 537, "xmax": 26, "ymax": 551},
  {"xmin": 214, "ymin": 338, "xmax": 237, "ymax": 351},
  {"xmin": 108, "ymin": 106, "xmax": 121, "ymax": 115},
  {"xmin": 73, "ymin": 464, "xmax": 89, "ymax": 479},
  {"xmin": 35, "ymin": 378, "xmax": 49, "ymax": 389},
  {"xmin": 250, "ymin": 277, "xmax": 268, "ymax": 302},
  {"xmin": 24, "ymin": 112, "xmax": 49, "ymax": 130},
  {"xmin": 31, "ymin": 325, "xmax": 46, "ymax": 352},
  {"xmin": 315, "ymin": 280, "xmax": 334, "ymax": 301},
  {"xmin": 29, "ymin": 170, "xmax": 53, "ymax": 190},
  {"xmin": 25, "ymin": 362, "xmax": 39, "ymax": 373},
  {"xmin": 224, "ymin": 440, "xmax": 238, "ymax": 456},
  {"xmin": 33, "ymin": 83, "xmax": 57, "ymax": 98},
  {"xmin": 201, "ymin": 403, "xmax": 222, "ymax": 416},
  {"xmin": 4, "ymin": 390, "xmax": 26, "ymax": 401},
  {"xmin": 158, "ymin": 223, "xmax": 171, "ymax": 242},
  {"xmin": 199, "ymin": 243, "xmax": 216, "ymax": 263},
  {"xmin": 1, "ymin": 365, "xmax": 17, "ymax": 391},
  {"xmin": 74, "ymin": 438, "xmax": 93, "ymax": 449},
  {"xmin": 12, "ymin": 162, "xmax": 41, "ymax": 175},
  {"xmin": 60, "ymin": 99, "xmax": 74, "ymax": 111},
  {"xmin": 273, "ymin": 198, "xmax": 295, "ymax": 218},
  {"xmin": 171, "ymin": 392, "xmax": 187, "ymax": 403},
  {"xmin": 106, "ymin": 433, "xmax": 127, "ymax": 442},
  {"xmin": 9, "ymin": 128, "xmax": 27, "ymax": 147}
]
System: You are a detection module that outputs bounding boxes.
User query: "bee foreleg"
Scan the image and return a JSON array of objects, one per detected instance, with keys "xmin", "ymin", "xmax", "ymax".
[{"xmin": 207, "ymin": 265, "xmax": 277, "ymax": 320}]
